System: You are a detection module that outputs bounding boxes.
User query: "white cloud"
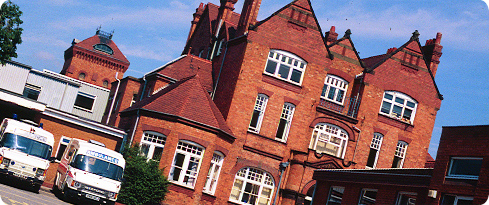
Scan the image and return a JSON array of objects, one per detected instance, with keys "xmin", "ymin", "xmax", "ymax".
[{"xmin": 34, "ymin": 51, "xmax": 56, "ymax": 61}]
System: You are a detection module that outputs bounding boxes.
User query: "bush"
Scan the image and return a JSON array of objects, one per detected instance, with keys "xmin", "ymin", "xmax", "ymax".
[{"xmin": 118, "ymin": 145, "xmax": 169, "ymax": 205}]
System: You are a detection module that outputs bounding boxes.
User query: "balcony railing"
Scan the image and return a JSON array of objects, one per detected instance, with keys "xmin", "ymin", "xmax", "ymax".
[{"xmin": 318, "ymin": 96, "xmax": 361, "ymax": 118}]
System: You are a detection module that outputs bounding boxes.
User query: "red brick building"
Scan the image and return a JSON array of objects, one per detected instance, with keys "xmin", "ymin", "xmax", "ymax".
[
  {"xmin": 429, "ymin": 125, "xmax": 489, "ymax": 204},
  {"xmin": 311, "ymin": 125, "xmax": 489, "ymax": 205},
  {"xmin": 60, "ymin": 28, "xmax": 130, "ymax": 89},
  {"xmin": 112, "ymin": 0, "xmax": 444, "ymax": 204}
]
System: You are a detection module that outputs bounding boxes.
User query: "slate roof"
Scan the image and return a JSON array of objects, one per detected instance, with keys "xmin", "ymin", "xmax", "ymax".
[
  {"xmin": 122, "ymin": 75, "xmax": 233, "ymax": 137},
  {"xmin": 73, "ymin": 34, "xmax": 129, "ymax": 64}
]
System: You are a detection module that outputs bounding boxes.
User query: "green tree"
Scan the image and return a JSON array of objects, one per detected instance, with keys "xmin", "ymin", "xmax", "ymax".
[
  {"xmin": 118, "ymin": 145, "xmax": 169, "ymax": 205},
  {"xmin": 0, "ymin": 0, "xmax": 23, "ymax": 65}
]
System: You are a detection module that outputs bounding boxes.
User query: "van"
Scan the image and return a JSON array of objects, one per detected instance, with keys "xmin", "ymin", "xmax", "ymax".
[
  {"xmin": 0, "ymin": 118, "xmax": 55, "ymax": 192},
  {"xmin": 54, "ymin": 138, "xmax": 125, "ymax": 205}
]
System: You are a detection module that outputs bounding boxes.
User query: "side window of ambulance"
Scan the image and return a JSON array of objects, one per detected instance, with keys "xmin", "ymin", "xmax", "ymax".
[{"xmin": 65, "ymin": 145, "xmax": 75, "ymax": 160}]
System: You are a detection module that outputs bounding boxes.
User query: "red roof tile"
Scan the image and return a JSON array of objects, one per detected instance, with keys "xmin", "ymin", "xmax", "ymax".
[
  {"xmin": 74, "ymin": 34, "xmax": 129, "ymax": 63},
  {"xmin": 125, "ymin": 75, "xmax": 233, "ymax": 136}
]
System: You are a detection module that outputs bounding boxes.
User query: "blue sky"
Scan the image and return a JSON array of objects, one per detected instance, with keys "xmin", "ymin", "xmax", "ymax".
[{"xmin": 9, "ymin": 0, "xmax": 489, "ymax": 158}]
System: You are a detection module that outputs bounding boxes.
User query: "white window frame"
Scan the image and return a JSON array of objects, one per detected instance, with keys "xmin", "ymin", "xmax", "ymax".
[
  {"xmin": 74, "ymin": 92, "xmax": 96, "ymax": 112},
  {"xmin": 392, "ymin": 141, "xmax": 408, "ymax": 168},
  {"xmin": 379, "ymin": 91, "xmax": 417, "ymax": 124},
  {"xmin": 309, "ymin": 123, "xmax": 349, "ymax": 159},
  {"xmin": 395, "ymin": 192, "xmax": 417, "ymax": 205},
  {"xmin": 321, "ymin": 75, "xmax": 348, "ymax": 105},
  {"xmin": 326, "ymin": 186, "xmax": 345, "ymax": 205},
  {"xmin": 275, "ymin": 103, "xmax": 295, "ymax": 142},
  {"xmin": 229, "ymin": 167, "xmax": 275, "ymax": 205},
  {"xmin": 140, "ymin": 131, "xmax": 166, "ymax": 161},
  {"xmin": 55, "ymin": 136, "xmax": 71, "ymax": 162},
  {"xmin": 203, "ymin": 151, "xmax": 224, "ymax": 195},
  {"xmin": 169, "ymin": 140, "xmax": 204, "ymax": 189},
  {"xmin": 366, "ymin": 133, "xmax": 383, "ymax": 168},
  {"xmin": 248, "ymin": 94, "xmax": 269, "ymax": 133},
  {"xmin": 446, "ymin": 157, "xmax": 483, "ymax": 180},
  {"xmin": 264, "ymin": 50, "xmax": 306, "ymax": 85},
  {"xmin": 23, "ymin": 84, "xmax": 42, "ymax": 101},
  {"xmin": 358, "ymin": 188, "xmax": 378, "ymax": 205}
]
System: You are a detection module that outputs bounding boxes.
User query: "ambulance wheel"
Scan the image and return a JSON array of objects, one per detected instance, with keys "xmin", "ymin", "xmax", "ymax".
[
  {"xmin": 32, "ymin": 184, "xmax": 41, "ymax": 193},
  {"xmin": 52, "ymin": 174, "xmax": 60, "ymax": 194}
]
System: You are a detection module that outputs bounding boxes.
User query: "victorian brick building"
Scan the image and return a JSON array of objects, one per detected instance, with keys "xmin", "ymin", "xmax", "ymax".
[{"xmin": 109, "ymin": 0, "xmax": 444, "ymax": 204}]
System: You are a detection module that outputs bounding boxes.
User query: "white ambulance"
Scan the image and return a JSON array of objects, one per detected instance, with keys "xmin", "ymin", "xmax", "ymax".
[
  {"xmin": 54, "ymin": 138, "xmax": 125, "ymax": 205},
  {"xmin": 0, "ymin": 118, "xmax": 55, "ymax": 192}
]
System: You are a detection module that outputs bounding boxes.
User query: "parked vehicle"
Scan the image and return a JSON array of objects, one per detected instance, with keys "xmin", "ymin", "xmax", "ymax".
[
  {"xmin": 54, "ymin": 138, "xmax": 125, "ymax": 205},
  {"xmin": 0, "ymin": 117, "xmax": 55, "ymax": 192}
]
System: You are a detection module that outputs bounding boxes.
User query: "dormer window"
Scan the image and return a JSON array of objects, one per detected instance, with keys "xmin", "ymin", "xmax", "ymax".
[
  {"xmin": 380, "ymin": 91, "xmax": 417, "ymax": 124},
  {"xmin": 264, "ymin": 50, "xmax": 306, "ymax": 85},
  {"xmin": 321, "ymin": 75, "xmax": 348, "ymax": 105},
  {"xmin": 94, "ymin": 44, "xmax": 113, "ymax": 55}
]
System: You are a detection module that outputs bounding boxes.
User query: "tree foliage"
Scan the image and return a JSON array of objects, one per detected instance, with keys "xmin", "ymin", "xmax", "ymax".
[
  {"xmin": 118, "ymin": 145, "xmax": 169, "ymax": 205},
  {"xmin": 0, "ymin": 0, "xmax": 23, "ymax": 65}
]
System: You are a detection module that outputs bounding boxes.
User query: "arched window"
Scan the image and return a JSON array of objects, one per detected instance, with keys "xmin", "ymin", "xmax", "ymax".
[
  {"xmin": 264, "ymin": 50, "xmax": 307, "ymax": 85},
  {"xmin": 392, "ymin": 141, "xmax": 408, "ymax": 168},
  {"xmin": 380, "ymin": 91, "xmax": 417, "ymax": 124},
  {"xmin": 229, "ymin": 167, "xmax": 275, "ymax": 205},
  {"xmin": 309, "ymin": 123, "xmax": 349, "ymax": 158},
  {"xmin": 140, "ymin": 131, "xmax": 166, "ymax": 161},
  {"xmin": 321, "ymin": 75, "xmax": 348, "ymax": 105},
  {"xmin": 203, "ymin": 151, "xmax": 224, "ymax": 195},
  {"xmin": 248, "ymin": 94, "xmax": 269, "ymax": 133},
  {"xmin": 78, "ymin": 73, "xmax": 86, "ymax": 80},
  {"xmin": 93, "ymin": 44, "xmax": 114, "ymax": 55},
  {"xmin": 169, "ymin": 140, "xmax": 204, "ymax": 188},
  {"xmin": 366, "ymin": 133, "xmax": 383, "ymax": 168}
]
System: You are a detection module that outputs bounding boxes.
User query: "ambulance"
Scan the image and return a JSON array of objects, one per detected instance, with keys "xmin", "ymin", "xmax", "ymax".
[
  {"xmin": 54, "ymin": 138, "xmax": 125, "ymax": 205},
  {"xmin": 0, "ymin": 117, "xmax": 55, "ymax": 192}
]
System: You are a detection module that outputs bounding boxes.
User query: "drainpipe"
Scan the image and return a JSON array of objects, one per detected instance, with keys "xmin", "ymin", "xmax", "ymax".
[
  {"xmin": 310, "ymin": 183, "xmax": 317, "ymax": 205},
  {"xmin": 211, "ymin": 41, "xmax": 228, "ymax": 100},
  {"xmin": 351, "ymin": 126, "xmax": 362, "ymax": 163},
  {"xmin": 140, "ymin": 75, "xmax": 147, "ymax": 101},
  {"xmin": 128, "ymin": 109, "xmax": 140, "ymax": 147},
  {"xmin": 106, "ymin": 72, "xmax": 121, "ymax": 124},
  {"xmin": 273, "ymin": 162, "xmax": 289, "ymax": 205}
]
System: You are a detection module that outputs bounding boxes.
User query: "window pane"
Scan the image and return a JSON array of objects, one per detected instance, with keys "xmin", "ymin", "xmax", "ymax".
[
  {"xmin": 152, "ymin": 147, "xmax": 164, "ymax": 161},
  {"xmin": 230, "ymin": 179, "xmax": 243, "ymax": 201},
  {"xmin": 395, "ymin": 97, "xmax": 405, "ymax": 104},
  {"xmin": 321, "ymin": 85, "xmax": 328, "ymax": 97},
  {"xmin": 249, "ymin": 110, "xmax": 261, "ymax": 130},
  {"xmin": 406, "ymin": 101, "xmax": 415, "ymax": 108},
  {"xmin": 328, "ymin": 87, "xmax": 336, "ymax": 100},
  {"xmin": 392, "ymin": 156, "xmax": 402, "ymax": 168},
  {"xmin": 278, "ymin": 64, "xmax": 290, "ymax": 79},
  {"xmin": 336, "ymin": 90, "xmax": 345, "ymax": 103},
  {"xmin": 392, "ymin": 105, "xmax": 403, "ymax": 116},
  {"xmin": 275, "ymin": 119, "xmax": 287, "ymax": 140},
  {"xmin": 74, "ymin": 94, "xmax": 95, "ymax": 110},
  {"xmin": 384, "ymin": 93, "xmax": 393, "ymax": 100},
  {"xmin": 141, "ymin": 143, "xmax": 150, "ymax": 157},
  {"xmin": 403, "ymin": 109, "xmax": 412, "ymax": 120},
  {"xmin": 441, "ymin": 195, "xmax": 455, "ymax": 205},
  {"xmin": 449, "ymin": 159, "xmax": 483, "ymax": 177},
  {"xmin": 265, "ymin": 61, "xmax": 277, "ymax": 74},
  {"xmin": 290, "ymin": 69, "xmax": 302, "ymax": 83},
  {"xmin": 366, "ymin": 148, "xmax": 378, "ymax": 168},
  {"xmin": 381, "ymin": 101, "xmax": 391, "ymax": 114},
  {"xmin": 327, "ymin": 186, "xmax": 344, "ymax": 205}
]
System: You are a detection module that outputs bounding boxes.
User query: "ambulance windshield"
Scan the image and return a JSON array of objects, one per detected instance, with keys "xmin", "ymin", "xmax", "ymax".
[
  {"xmin": 0, "ymin": 133, "xmax": 52, "ymax": 160},
  {"xmin": 71, "ymin": 154, "xmax": 123, "ymax": 181}
]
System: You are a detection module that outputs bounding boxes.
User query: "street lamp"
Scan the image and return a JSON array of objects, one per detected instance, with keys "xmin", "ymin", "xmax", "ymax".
[{"xmin": 273, "ymin": 162, "xmax": 289, "ymax": 205}]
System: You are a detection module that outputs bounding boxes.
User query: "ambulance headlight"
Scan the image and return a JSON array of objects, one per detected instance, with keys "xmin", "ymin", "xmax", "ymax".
[
  {"xmin": 108, "ymin": 192, "xmax": 117, "ymax": 199},
  {"xmin": 70, "ymin": 180, "xmax": 81, "ymax": 188},
  {"xmin": 1, "ymin": 158, "xmax": 9, "ymax": 167},
  {"xmin": 35, "ymin": 168, "xmax": 45, "ymax": 177}
]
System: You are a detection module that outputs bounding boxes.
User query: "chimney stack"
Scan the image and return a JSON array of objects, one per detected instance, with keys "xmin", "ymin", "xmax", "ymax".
[
  {"xmin": 422, "ymin": 32, "xmax": 443, "ymax": 76},
  {"xmin": 324, "ymin": 26, "xmax": 339, "ymax": 44},
  {"xmin": 237, "ymin": 0, "xmax": 262, "ymax": 36},
  {"xmin": 187, "ymin": 3, "xmax": 205, "ymax": 43},
  {"xmin": 214, "ymin": 0, "xmax": 238, "ymax": 36}
]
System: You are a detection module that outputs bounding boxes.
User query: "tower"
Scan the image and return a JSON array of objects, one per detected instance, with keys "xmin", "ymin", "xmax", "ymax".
[{"xmin": 60, "ymin": 28, "xmax": 130, "ymax": 89}]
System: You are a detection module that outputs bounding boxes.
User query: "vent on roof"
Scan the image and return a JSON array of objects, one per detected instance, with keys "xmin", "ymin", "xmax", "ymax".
[{"xmin": 89, "ymin": 139, "xmax": 106, "ymax": 147}]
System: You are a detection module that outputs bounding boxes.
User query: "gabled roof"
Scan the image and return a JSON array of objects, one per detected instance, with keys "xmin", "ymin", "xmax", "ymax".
[
  {"xmin": 326, "ymin": 29, "xmax": 366, "ymax": 67},
  {"xmin": 251, "ymin": 0, "xmax": 332, "ymax": 58},
  {"xmin": 146, "ymin": 55, "xmax": 213, "ymax": 92},
  {"xmin": 122, "ymin": 75, "xmax": 233, "ymax": 138},
  {"xmin": 72, "ymin": 34, "xmax": 129, "ymax": 64},
  {"xmin": 360, "ymin": 31, "xmax": 443, "ymax": 100}
]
